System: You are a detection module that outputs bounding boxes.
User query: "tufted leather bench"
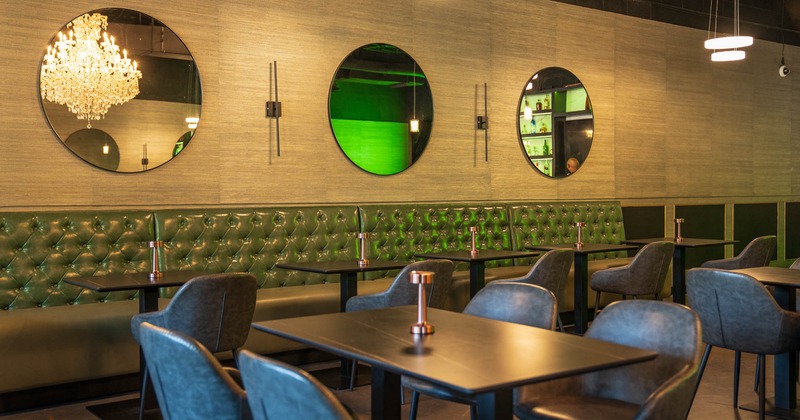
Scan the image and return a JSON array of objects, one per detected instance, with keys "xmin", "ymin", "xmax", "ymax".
[
  {"xmin": 0, "ymin": 211, "xmax": 154, "ymax": 397},
  {"xmin": 0, "ymin": 201, "xmax": 642, "ymax": 409}
]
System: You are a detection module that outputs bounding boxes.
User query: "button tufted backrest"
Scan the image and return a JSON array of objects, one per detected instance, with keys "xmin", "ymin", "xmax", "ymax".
[
  {"xmin": 0, "ymin": 211, "xmax": 154, "ymax": 310},
  {"xmin": 154, "ymin": 207, "xmax": 360, "ymax": 290},
  {"xmin": 510, "ymin": 202, "xmax": 627, "ymax": 261},
  {"xmin": 358, "ymin": 204, "xmax": 512, "ymax": 278}
]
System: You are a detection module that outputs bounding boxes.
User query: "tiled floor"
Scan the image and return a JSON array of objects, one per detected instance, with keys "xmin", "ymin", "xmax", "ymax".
[{"xmin": 0, "ymin": 346, "xmax": 786, "ymax": 419}]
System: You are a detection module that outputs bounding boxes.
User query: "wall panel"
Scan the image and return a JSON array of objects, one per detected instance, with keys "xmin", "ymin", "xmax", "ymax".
[{"xmin": 0, "ymin": 0, "xmax": 797, "ymax": 210}]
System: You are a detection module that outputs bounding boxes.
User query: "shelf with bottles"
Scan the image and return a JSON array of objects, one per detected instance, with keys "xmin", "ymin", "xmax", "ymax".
[
  {"xmin": 522, "ymin": 136, "xmax": 552, "ymax": 158},
  {"xmin": 520, "ymin": 92, "xmax": 552, "ymax": 115},
  {"xmin": 531, "ymin": 158, "xmax": 553, "ymax": 177},
  {"xmin": 518, "ymin": 114, "xmax": 551, "ymax": 136}
]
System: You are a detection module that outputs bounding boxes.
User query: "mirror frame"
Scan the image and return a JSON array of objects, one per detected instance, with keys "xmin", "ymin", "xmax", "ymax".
[
  {"xmin": 516, "ymin": 67, "xmax": 593, "ymax": 179},
  {"xmin": 39, "ymin": 8, "xmax": 202, "ymax": 173},
  {"xmin": 328, "ymin": 43, "xmax": 434, "ymax": 176}
]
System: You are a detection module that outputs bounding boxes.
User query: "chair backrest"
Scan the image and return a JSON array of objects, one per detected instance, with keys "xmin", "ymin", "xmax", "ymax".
[
  {"xmin": 505, "ymin": 249, "xmax": 573, "ymax": 301},
  {"xmin": 464, "ymin": 282, "xmax": 557, "ymax": 330},
  {"xmin": 382, "ymin": 259, "xmax": 456, "ymax": 308},
  {"xmin": 138, "ymin": 323, "xmax": 247, "ymax": 420},
  {"xmin": 687, "ymin": 268, "xmax": 798, "ymax": 354},
  {"xmin": 132, "ymin": 272, "xmax": 257, "ymax": 353},
  {"xmin": 627, "ymin": 241, "xmax": 674, "ymax": 296},
  {"xmin": 582, "ymin": 300, "xmax": 701, "ymax": 418},
  {"xmin": 701, "ymin": 235, "xmax": 776, "ymax": 270},
  {"xmin": 239, "ymin": 350, "xmax": 354, "ymax": 420}
]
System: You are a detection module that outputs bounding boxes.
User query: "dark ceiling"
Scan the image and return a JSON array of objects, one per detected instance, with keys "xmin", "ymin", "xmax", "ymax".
[{"xmin": 554, "ymin": 0, "xmax": 800, "ymax": 48}]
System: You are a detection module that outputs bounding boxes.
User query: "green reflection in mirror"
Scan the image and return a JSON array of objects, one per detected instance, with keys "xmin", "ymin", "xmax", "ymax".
[
  {"xmin": 329, "ymin": 43, "xmax": 433, "ymax": 175},
  {"xmin": 517, "ymin": 67, "xmax": 593, "ymax": 178}
]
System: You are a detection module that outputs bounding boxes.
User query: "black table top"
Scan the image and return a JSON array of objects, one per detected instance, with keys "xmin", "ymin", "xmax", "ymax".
[
  {"xmin": 624, "ymin": 237, "xmax": 736, "ymax": 248},
  {"xmin": 275, "ymin": 259, "xmax": 409, "ymax": 274},
  {"xmin": 252, "ymin": 306, "xmax": 657, "ymax": 395},
  {"xmin": 414, "ymin": 249, "xmax": 539, "ymax": 262},
  {"xmin": 527, "ymin": 243, "xmax": 637, "ymax": 254},
  {"xmin": 62, "ymin": 270, "xmax": 205, "ymax": 292},
  {"xmin": 733, "ymin": 267, "xmax": 800, "ymax": 288}
]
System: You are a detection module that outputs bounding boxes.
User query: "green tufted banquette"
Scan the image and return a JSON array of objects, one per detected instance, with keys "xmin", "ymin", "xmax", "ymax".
[
  {"xmin": 153, "ymin": 206, "xmax": 361, "ymax": 290},
  {"xmin": 0, "ymin": 201, "xmax": 638, "ymax": 409},
  {"xmin": 358, "ymin": 203, "xmax": 513, "ymax": 279},
  {"xmin": 0, "ymin": 211, "xmax": 154, "ymax": 310},
  {"xmin": 509, "ymin": 201, "xmax": 628, "ymax": 255}
]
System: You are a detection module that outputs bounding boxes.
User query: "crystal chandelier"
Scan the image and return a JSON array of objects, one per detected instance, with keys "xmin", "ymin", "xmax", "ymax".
[{"xmin": 40, "ymin": 13, "xmax": 142, "ymax": 128}]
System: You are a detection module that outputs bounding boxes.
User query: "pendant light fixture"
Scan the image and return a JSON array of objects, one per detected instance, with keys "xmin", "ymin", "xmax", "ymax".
[
  {"xmin": 410, "ymin": 62, "xmax": 419, "ymax": 133},
  {"xmin": 706, "ymin": 0, "xmax": 752, "ymax": 62}
]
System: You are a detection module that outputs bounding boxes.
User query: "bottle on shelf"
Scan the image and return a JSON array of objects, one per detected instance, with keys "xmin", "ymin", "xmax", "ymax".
[
  {"xmin": 536, "ymin": 99, "xmax": 542, "ymax": 111},
  {"xmin": 543, "ymin": 95, "xmax": 550, "ymax": 110},
  {"xmin": 542, "ymin": 139, "xmax": 549, "ymax": 155}
]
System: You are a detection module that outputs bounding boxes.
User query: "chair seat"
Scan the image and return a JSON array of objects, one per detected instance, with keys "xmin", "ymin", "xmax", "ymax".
[{"xmin": 514, "ymin": 395, "xmax": 639, "ymax": 420}]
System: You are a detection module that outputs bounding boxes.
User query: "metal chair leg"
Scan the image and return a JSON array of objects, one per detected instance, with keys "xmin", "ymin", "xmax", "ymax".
[
  {"xmin": 409, "ymin": 391, "xmax": 420, "ymax": 420},
  {"xmin": 556, "ymin": 314, "xmax": 565, "ymax": 332},
  {"xmin": 138, "ymin": 369, "xmax": 149, "ymax": 420},
  {"xmin": 734, "ymin": 351, "xmax": 741, "ymax": 406},
  {"xmin": 754, "ymin": 353, "xmax": 761, "ymax": 393},
  {"xmin": 758, "ymin": 354, "xmax": 766, "ymax": 420},
  {"xmin": 349, "ymin": 360, "xmax": 357, "ymax": 391},
  {"xmin": 594, "ymin": 292, "xmax": 601, "ymax": 316},
  {"xmin": 690, "ymin": 344, "xmax": 713, "ymax": 407}
]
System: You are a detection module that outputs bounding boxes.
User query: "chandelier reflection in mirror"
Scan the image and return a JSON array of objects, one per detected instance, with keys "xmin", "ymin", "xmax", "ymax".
[{"xmin": 40, "ymin": 13, "xmax": 142, "ymax": 128}]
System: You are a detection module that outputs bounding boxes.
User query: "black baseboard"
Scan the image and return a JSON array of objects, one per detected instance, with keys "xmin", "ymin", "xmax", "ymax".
[
  {"xmin": 0, "ymin": 348, "xmax": 337, "ymax": 414},
  {"xmin": 0, "ymin": 373, "xmax": 139, "ymax": 414}
]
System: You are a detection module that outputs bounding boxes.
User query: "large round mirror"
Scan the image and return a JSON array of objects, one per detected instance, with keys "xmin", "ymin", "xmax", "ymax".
[
  {"xmin": 329, "ymin": 43, "xmax": 433, "ymax": 175},
  {"xmin": 517, "ymin": 67, "xmax": 593, "ymax": 178},
  {"xmin": 39, "ymin": 8, "xmax": 201, "ymax": 173}
]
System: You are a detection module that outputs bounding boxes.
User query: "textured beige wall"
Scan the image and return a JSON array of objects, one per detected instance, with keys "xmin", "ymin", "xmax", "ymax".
[{"xmin": 1, "ymin": 0, "xmax": 798, "ymax": 211}]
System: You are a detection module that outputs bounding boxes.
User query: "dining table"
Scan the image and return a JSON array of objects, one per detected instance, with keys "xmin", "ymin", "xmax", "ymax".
[
  {"xmin": 413, "ymin": 249, "xmax": 540, "ymax": 298},
  {"xmin": 732, "ymin": 266, "xmax": 800, "ymax": 419},
  {"xmin": 251, "ymin": 306, "xmax": 657, "ymax": 420},
  {"xmin": 623, "ymin": 237, "xmax": 735, "ymax": 304},
  {"xmin": 275, "ymin": 259, "xmax": 409, "ymax": 312},
  {"xmin": 63, "ymin": 270, "xmax": 205, "ymax": 419},
  {"xmin": 526, "ymin": 243, "xmax": 637, "ymax": 334}
]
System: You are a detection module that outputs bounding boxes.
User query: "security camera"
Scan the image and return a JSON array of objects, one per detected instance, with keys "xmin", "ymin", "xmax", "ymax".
[{"xmin": 780, "ymin": 65, "xmax": 791, "ymax": 77}]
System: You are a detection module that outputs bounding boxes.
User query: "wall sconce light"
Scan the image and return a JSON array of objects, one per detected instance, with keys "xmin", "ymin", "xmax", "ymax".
[
  {"xmin": 102, "ymin": 143, "xmax": 109, "ymax": 155},
  {"xmin": 266, "ymin": 60, "xmax": 282, "ymax": 156},
  {"xmin": 141, "ymin": 143, "xmax": 149, "ymax": 171},
  {"xmin": 476, "ymin": 83, "xmax": 489, "ymax": 162}
]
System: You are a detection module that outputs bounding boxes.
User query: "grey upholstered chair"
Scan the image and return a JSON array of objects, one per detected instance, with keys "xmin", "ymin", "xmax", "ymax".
[
  {"xmin": 404, "ymin": 282, "xmax": 558, "ymax": 420},
  {"xmin": 502, "ymin": 249, "xmax": 573, "ymax": 331},
  {"xmin": 138, "ymin": 322, "xmax": 248, "ymax": 420},
  {"xmin": 514, "ymin": 300, "xmax": 702, "ymax": 420},
  {"xmin": 345, "ymin": 259, "xmax": 455, "ymax": 312},
  {"xmin": 701, "ymin": 235, "xmax": 776, "ymax": 270},
  {"xmin": 131, "ymin": 272, "xmax": 258, "ymax": 418},
  {"xmin": 590, "ymin": 241, "xmax": 674, "ymax": 315},
  {"xmin": 239, "ymin": 349, "xmax": 356, "ymax": 420},
  {"xmin": 345, "ymin": 259, "xmax": 455, "ymax": 390},
  {"xmin": 687, "ymin": 268, "xmax": 800, "ymax": 419},
  {"xmin": 698, "ymin": 235, "xmax": 776, "ymax": 402}
]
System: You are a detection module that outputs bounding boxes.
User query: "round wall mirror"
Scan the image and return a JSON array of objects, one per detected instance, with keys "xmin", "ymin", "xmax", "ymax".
[
  {"xmin": 329, "ymin": 43, "xmax": 433, "ymax": 175},
  {"xmin": 39, "ymin": 8, "xmax": 202, "ymax": 173},
  {"xmin": 517, "ymin": 67, "xmax": 593, "ymax": 178}
]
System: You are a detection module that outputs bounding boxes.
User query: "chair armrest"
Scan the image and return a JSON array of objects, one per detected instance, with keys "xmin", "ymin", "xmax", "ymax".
[
  {"xmin": 223, "ymin": 367, "xmax": 244, "ymax": 388},
  {"xmin": 345, "ymin": 293, "xmax": 387, "ymax": 312},
  {"xmin": 700, "ymin": 258, "xmax": 741, "ymax": 270},
  {"xmin": 635, "ymin": 364, "xmax": 697, "ymax": 420}
]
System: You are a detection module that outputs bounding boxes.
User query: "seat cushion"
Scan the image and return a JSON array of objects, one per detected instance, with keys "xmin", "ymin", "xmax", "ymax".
[
  {"xmin": 514, "ymin": 395, "xmax": 639, "ymax": 420},
  {"xmin": 0, "ymin": 301, "xmax": 141, "ymax": 394}
]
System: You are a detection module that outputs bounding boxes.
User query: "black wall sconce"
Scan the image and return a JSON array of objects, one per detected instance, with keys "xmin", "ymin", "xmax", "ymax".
[
  {"xmin": 266, "ymin": 61, "xmax": 282, "ymax": 156},
  {"xmin": 476, "ymin": 83, "xmax": 488, "ymax": 162}
]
